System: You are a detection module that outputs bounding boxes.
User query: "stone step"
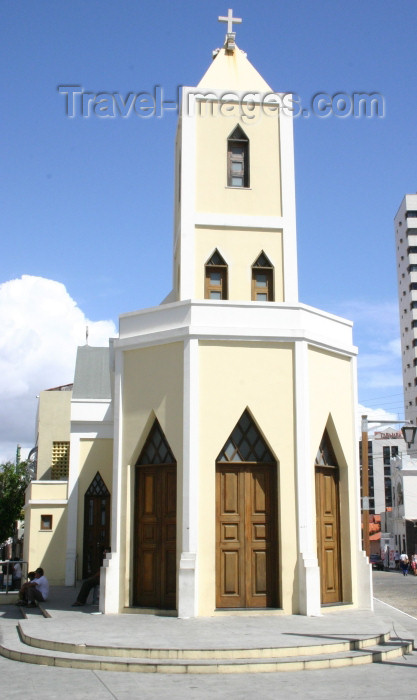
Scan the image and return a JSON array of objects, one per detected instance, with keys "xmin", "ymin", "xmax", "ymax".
[
  {"xmin": 16, "ymin": 623, "xmax": 394, "ymax": 660},
  {"xmin": 0, "ymin": 625, "xmax": 413, "ymax": 673}
]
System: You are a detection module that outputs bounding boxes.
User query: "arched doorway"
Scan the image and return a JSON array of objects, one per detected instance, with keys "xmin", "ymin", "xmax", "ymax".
[
  {"xmin": 216, "ymin": 410, "xmax": 278, "ymax": 608},
  {"xmin": 133, "ymin": 419, "xmax": 177, "ymax": 609},
  {"xmin": 315, "ymin": 430, "xmax": 342, "ymax": 604},
  {"xmin": 82, "ymin": 472, "xmax": 110, "ymax": 578}
]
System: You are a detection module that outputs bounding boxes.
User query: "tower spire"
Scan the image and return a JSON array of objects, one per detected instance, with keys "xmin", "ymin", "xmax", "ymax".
[{"xmin": 218, "ymin": 8, "xmax": 242, "ymax": 52}]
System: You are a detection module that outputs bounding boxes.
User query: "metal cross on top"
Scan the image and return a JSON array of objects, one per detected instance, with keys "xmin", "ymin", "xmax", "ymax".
[{"xmin": 218, "ymin": 8, "xmax": 242, "ymax": 35}]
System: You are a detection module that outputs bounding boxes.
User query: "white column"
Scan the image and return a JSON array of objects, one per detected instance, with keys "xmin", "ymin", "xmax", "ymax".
[
  {"xmin": 101, "ymin": 347, "xmax": 123, "ymax": 613},
  {"xmin": 294, "ymin": 341, "xmax": 321, "ymax": 615},
  {"xmin": 64, "ymin": 433, "xmax": 80, "ymax": 585},
  {"xmin": 178, "ymin": 88, "xmax": 197, "ymax": 301},
  {"xmin": 351, "ymin": 354, "xmax": 373, "ymax": 610},
  {"xmin": 178, "ymin": 337, "xmax": 199, "ymax": 617},
  {"xmin": 279, "ymin": 104, "xmax": 299, "ymax": 303}
]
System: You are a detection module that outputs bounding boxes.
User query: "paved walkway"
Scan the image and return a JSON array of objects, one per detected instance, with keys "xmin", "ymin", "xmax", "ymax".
[{"xmin": 1, "ymin": 573, "xmax": 417, "ymax": 699}]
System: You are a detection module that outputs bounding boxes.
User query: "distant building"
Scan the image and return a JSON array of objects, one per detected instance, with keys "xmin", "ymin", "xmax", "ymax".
[
  {"xmin": 359, "ymin": 427, "xmax": 404, "ymax": 515},
  {"xmin": 395, "ymin": 193, "xmax": 417, "ymax": 426},
  {"xmin": 389, "ymin": 453, "xmax": 417, "ymax": 557}
]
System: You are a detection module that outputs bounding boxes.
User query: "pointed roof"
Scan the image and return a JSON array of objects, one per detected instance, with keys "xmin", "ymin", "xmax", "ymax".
[{"xmin": 197, "ymin": 46, "xmax": 272, "ymax": 92}]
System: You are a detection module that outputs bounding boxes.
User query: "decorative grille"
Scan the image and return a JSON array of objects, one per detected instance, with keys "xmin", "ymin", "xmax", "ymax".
[
  {"xmin": 137, "ymin": 419, "xmax": 176, "ymax": 465},
  {"xmin": 51, "ymin": 441, "xmax": 70, "ymax": 479},
  {"xmin": 217, "ymin": 410, "xmax": 274, "ymax": 463},
  {"xmin": 85, "ymin": 472, "xmax": 110, "ymax": 497},
  {"xmin": 315, "ymin": 431, "xmax": 338, "ymax": 467}
]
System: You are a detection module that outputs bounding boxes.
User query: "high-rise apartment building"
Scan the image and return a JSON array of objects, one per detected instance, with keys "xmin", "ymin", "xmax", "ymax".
[{"xmin": 395, "ymin": 193, "xmax": 417, "ymax": 425}]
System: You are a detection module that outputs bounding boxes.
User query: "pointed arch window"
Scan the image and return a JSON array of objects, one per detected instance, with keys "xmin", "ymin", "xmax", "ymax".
[
  {"xmin": 136, "ymin": 419, "xmax": 176, "ymax": 465},
  {"xmin": 227, "ymin": 125, "xmax": 249, "ymax": 188},
  {"xmin": 315, "ymin": 431, "xmax": 338, "ymax": 468},
  {"xmin": 252, "ymin": 252, "xmax": 274, "ymax": 301},
  {"xmin": 217, "ymin": 409, "xmax": 274, "ymax": 463},
  {"xmin": 205, "ymin": 249, "xmax": 228, "ymax": 300},
  {"xmin": 85, "ymin": 472, "xmax": 110, "ymax": 497}
]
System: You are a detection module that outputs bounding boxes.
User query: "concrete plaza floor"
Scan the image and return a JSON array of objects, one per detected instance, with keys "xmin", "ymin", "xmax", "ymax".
[{"xmin": 1, "ymin": 570, "xmax": 417, "ymax": 699}]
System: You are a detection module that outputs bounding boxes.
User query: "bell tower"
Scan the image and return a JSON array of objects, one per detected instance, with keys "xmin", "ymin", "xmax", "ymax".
[{"xmin": 172, "ymin": 11, "xmax": 298, "ymax": 305}]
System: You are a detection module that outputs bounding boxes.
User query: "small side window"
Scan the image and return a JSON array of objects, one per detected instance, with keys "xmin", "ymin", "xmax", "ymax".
[
  {"xmin": 252, "ymin": 252, "xmax": 274, "ymax": 301},
  {"xmin": 227, "ymin": 126, "xmax": 249, "ymax": 188},
  {"xmin": 205, "ymin": 250, "xmax": 228, "ymax": 299},
  {"xmin": 40, "ymin": 514, "xmax": 53, "ymax": 531}
]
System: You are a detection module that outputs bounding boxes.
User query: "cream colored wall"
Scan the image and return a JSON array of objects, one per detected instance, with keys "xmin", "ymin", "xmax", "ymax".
[
  {"xmin": 308, "ymin": 346, "xmax": 357, "ymax": 604},
  {"xmin": 29, "ymin": 482, "xmax": 68, "ymax": 500},
  {"xmin": 75, "ymin": 438, "xmax": 113, "ymax": 575},
  {"xmin": 37, "ymin": 390, "xmax": 71, "ymax": 479},
  {"xmin": 195, "ymin": 105, "xmax": 281, "ymax": 217},
  {"xmin": 121, "ymin": 343, "xmax": 184, "ymax": 607},
  {"xmin": 23, "ymin": 482, "xmax": 69, "ymax": 585},
  {"xmin": 195, "ymin": 226, "xmax": 283, "ymax": 301},
  {"xmin": 197, "ymin": 340, "xmax": 296, "ymax": 615}
]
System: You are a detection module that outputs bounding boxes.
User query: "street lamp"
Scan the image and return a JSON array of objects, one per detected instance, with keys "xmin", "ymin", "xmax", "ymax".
[
  {"xmin": 401, "ymin": 425, "xmax": 417, "ymax": 449},
  {"xmin": 361, "ymin": 416, "xmax": 416, "ymax": 557}
]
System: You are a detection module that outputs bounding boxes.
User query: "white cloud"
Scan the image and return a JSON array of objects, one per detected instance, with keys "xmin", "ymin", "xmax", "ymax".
[
  {"xmin": 357, "ymin": 403, "xmax": 403, "ymax": 436},
  {"xmin": 0, "ymin": 276, "xmax": 117, "ymax": 463}
]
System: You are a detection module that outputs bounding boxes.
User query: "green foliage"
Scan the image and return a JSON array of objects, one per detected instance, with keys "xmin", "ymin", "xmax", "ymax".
[{"xmin": 0, "ymin": 461, "xmax": 30, "ymax": 544}]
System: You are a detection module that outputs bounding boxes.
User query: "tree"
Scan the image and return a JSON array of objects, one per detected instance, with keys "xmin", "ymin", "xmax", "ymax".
[{"xmin": 0, "ymin": 461, "xmax": 30, "ymax": 544}]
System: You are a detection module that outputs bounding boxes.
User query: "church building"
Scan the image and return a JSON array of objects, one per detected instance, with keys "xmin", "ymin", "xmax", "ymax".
[{"xmin": 24, "ymin": 11, "xmax": 372, "ymax": 617}]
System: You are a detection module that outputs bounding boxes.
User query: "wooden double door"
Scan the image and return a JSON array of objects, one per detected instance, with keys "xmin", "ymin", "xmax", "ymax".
[
  {"xmin": 134, "ymin": 464, "xmax": 177, "ymax": 609},
  {"xmin": 216, "ymin": 464, "xmax": 278, "ymax": 608},
  {"xmin": 315, "ymin": 466, "xmax": 342, "ymax": 604},
  {"xmin": 82, "ymin": 473, "xmax": 110, "ymax": 578}
]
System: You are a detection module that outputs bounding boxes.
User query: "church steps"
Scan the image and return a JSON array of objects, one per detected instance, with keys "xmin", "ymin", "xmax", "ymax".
[
  {"xmin": 15, "ymin": 624, "xmax": 394, "ymax": 659},
  {"xmin": 0, "ymin": 625, "xmax": 413, "ymax": 673}
]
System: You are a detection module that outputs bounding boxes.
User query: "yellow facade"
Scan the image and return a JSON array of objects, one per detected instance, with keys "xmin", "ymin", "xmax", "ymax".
[
  {"xmin": 75, "ymin": 438, "xmax": 113, "ymax": 575},
  {"xmin": 194, "ymin": 226, "xmax": 284, "ymax": 301},
  {"xmin": 120, "ymin": 342, "xmax": 184, "ymax": 608},
  {"xmin": 308, "ymin": 346, "xmax": 359, "ymax": 604},
  {"xmin": 23, "ymin": 481, "xmax": 68, "ymax": 584},
  {"xmin": 36, "ymin": 389, "xmax": 71, "ymax": 480},
  {"xmin": 195, "ymin": 106, "xmax": 281, "ymax": 217},
  {"xmin": 197, "ymin": 341, "xmax": 296, "ymax": 614}
]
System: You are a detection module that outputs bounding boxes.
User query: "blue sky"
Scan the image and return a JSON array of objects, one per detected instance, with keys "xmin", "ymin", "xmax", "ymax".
[{"xmin": 1, "ymin": 0, "xmax": 416, "ymax": 460}]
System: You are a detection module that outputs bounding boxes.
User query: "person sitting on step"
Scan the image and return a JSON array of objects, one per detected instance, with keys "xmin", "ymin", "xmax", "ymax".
[{"xmin": 16, "ymin": 568, "xmax": 49, "ymax": 607}]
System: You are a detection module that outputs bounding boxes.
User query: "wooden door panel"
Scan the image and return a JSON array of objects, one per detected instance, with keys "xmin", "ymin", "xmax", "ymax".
[
  {"xmin": 251, "ymin": 549, "xmax": 267, "ymax": 595},
  {"xmin": 134, "ymin": 464, "xmax": 177, "ymax": 609},
  {"xmin": 217, "ymin": 465, "xmax": 277, "ymax": 609},
  {"xmin": 323, "ymin": 548, "xmax": 337, "ymax": 593},
  {"xmin": 83, "ymin": 495, "xmax": 110, "ymax": 578},
  {"xmin": 161, "ymin": 466, "xmax": 177, "ymax": 608},
  {"xmin": 316, "ymin": 467, "xmax": 342, "ymax": 604},
  {"xmin": 216, "ymin": 468, "xmax": 244, "ymax": 607},
  {"xmin": 246, "ymin": 468, "xmax": 277, "ymax": 608},
  {"xmin": 223, "ymin": 470, "xmax": 239, "ymax": 513},
  {"xmin": 223, "ymin": 550, "xmax": 241, "ymax": 596},
  {"xmin": 164, "ymin": 470, "xmax": 177, "ymax": 516},
  {"xmin": 164, "ymin": 549, "xmax": 177, "ymax": 598},
  {"xmin": 141, "ymin": 549, "xmax": 158, "ymax": 595},
  {"xmin": 251, "ymin": 470, "xmax": 267, "ymax": 513},
  {"xmin": 143, "ymin": 473, "xmax": 156, "ymax": 515}
]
